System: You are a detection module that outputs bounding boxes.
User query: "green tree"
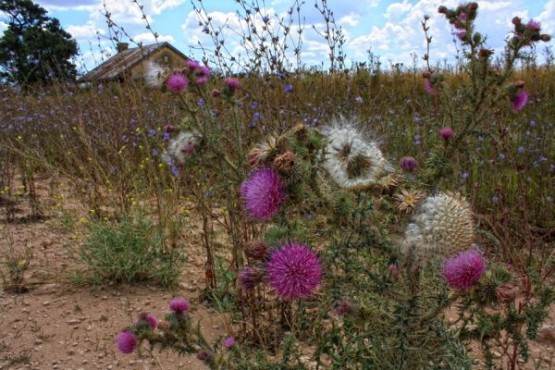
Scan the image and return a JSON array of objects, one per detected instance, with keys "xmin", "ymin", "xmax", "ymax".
[{"xmin": 0, "ymin": 0, "xmax": 78, "ymax": 85}]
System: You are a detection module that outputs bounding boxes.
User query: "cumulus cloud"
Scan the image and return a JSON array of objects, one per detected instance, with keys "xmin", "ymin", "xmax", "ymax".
[{"xmin": 346, "ymin": 0, "xmax": 554, "ymax": 69}]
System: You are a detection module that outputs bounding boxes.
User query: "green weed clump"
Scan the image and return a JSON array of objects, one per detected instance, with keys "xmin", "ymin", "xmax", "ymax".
[{"xmin": 75, "ymin": 215, "xmax": 183, "ymax": 287}]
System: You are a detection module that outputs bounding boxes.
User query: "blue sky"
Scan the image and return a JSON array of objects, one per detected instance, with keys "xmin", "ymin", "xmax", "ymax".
[{"xmin": 1, "ymin": 0, "xmax": 553, "ymax": 73}]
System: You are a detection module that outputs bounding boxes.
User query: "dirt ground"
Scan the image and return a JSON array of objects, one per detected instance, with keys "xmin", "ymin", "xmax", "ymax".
[{"xmin": 0, "ymin": 177, "xmax": 554, "ymax": 370}]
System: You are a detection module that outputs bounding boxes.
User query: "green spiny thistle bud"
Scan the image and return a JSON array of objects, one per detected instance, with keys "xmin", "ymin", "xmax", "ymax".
[{"xmin": 333, "ymin": 191, "xmax": 354, "ymax": 216}]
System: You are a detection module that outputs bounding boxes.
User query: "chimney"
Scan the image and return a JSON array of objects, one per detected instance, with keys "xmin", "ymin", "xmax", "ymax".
[{"xmin": 117, "ymin": 42, "xmax": 129, "ymax": 53}]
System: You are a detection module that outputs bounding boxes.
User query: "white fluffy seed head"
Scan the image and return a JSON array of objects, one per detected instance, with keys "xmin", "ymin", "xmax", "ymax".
[
  {"xmin": 321, "ymin": 117, "xmax": 391, "ymax": 190},
  {"xmin": 163, "ymin": 131, "xmax": 202, "ymax": 164},
  {"xmin": 402, "ymin": 192, "xmax": 475, "ymax": 262},
  {"xmin": 144, "ymin": 61, "xmax": 168, "ymax": 88}
]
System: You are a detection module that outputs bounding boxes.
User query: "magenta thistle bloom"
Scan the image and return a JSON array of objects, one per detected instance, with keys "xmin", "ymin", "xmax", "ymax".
[
  {"xmin": 169, "ymin": 297, "xmax": 190, "ymax": 313},
  {"xmin": 267, "ymin": 242, "xmax": 322, "ymax": 300},
  {"xmin": 443, "ymin": 248, "xmax": 486, "ymax": 290},
  {"xmin": 224, "ymin": 77, "xmax": 241, "ymax": 90},
  {"xmin": 195, "ymin": 66, "xmax": 211, "ymax": 85},
  {"xmin": 240, "ymin": 168, "xmax": 285, "ymax": 221},
  {"xmin": 399, "ymin": 156, "xmax": 418, "ymax": 173},
  {"xmin": 423, "ymin": 78, "xmax": 436, "ymax": 95},
  {"xmin": 166, "ymin": 73, "xmax": 188, "ymax": 93},
  {"xmin": 116, "ymin": 330, "xmax": 138, "ymax": 354},
  {"xmin": 455, "ymin": 30, "xmax": 466, "ymax": 41},
  {"xmin": 223, "ymin": 336, "xmax": 235, "ymax": 348},
  {"xmin": 439, "ymin": 127, "xmax": 454, "ymax": 140},
  {"xmin": 527, "ymin": 20, "xmax": 541, "ymax": 31},
  {"xmin": 137, "ymin": 313, "xmax": 158, "ymax": 329},
  {"xmin": 186, "ymin": 59, "xmax": 200, "ymax": 70},
  {"xmin": 511, "ymin": 90, "xmax": 528, "ymax": 112}
]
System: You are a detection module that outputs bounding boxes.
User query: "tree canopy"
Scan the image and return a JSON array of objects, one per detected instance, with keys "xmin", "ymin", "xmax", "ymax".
[{"xmin": 0, "ymin": 0, "xmax": 78, "ymax": 86}]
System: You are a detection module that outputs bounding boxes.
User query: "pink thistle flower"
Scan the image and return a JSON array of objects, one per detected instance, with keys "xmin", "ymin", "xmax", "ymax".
[
  {"xmin": 423, "ymin": 78, "xmax": 436, "ymax": 95},
  {"xmin": 511, "ymin": 90, "xmax": 528, "ymax": 112},
  {"xmin": 439, "ymin": 127, "xmax": 454, "ymax": 140},
  {"xmin": 455, "ymin": 30, "xmax": 466, "ymax": 41},
  {"xmin": 388, "ymin": 263, "xmax": 399, "ymax": 280},
  {"xmin": 443, "ymin": 248, "xmax": 486, "ymax": 290},
  {"xmin": 527, "ymin": 20, "xmax": 541, "ymax": 31},
  {"xmin": 186, "ymin": 59, "xmax": 200, "ymax": 71},
  {"xmin": 116, "ymin": 330, "xmax": 138, "ymax": 354},
  {"xmin": 240, "ymin": 168, "xmax": 285, "ymax": 221},
  {"xmin": 267, "ymin": 242, "xmax": 322, "ymax": 300},
  {"xmin": 195, "ymin": 66, "xmax": 211, "ymax": 85},
  {"xmin": 399, "ymin": 156, "xmax": 418, "ymax": 173},
  {"xmin": 224, "ymin": 77, "xmax": 241, "ymax": 90},
  {"xmin": 166, "ymin": 73, "xmax": 188, "ymax": 93},
  {"xmin": 137, "ymin": 313, "xmax": 158, "ymax": 329},
  {"xmin": 169, "ymin": 297, "xmax": 190, "ymax": 313},
  {"xmin": 223, "ymin": 336, "xmax": 235, "ymax": 348}
]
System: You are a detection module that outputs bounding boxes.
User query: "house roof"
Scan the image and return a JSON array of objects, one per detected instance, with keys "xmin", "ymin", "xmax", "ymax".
[{"xmin": 79, "ymin": 41, "xmax": 188, "ymax": 82}]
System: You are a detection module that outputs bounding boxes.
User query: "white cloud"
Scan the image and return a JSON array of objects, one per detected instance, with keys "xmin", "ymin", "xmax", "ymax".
[
  {"xmin": 344, "ymin": 0, "xmax": 554, "ymax": 69},
  {"xmin": 384, "ymin": 1, "xmax": 413, "ymax": 21},
  {"xmin": 537, "ymin": 1, "xmax": 555, "ymax": 35},
  {"xmin": 133, "ymin": 32, "xmax": 174, "ymax": 44}
]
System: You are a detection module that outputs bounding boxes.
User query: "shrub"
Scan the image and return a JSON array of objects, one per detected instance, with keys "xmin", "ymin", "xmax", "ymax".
[{"xmin": 76, "ymin": 215, "xmax": 183, "ymax": 287}]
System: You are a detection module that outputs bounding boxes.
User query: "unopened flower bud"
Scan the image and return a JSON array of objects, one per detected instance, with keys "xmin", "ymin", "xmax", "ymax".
[
  {"xmin": 211, "ymin": 89, "xmax": 221, "ymax": 98},
  {"xmin": 479, "ymin": 48, "xmax": 493, "ymax": 59},
  {"xmin": 512, "ymin": 16, "xmax": 521, "ymax": 25},
  {"xmin": 245, "ymin": 239, "xmax": 269, "ymax": 260},
  {"xmin": 496, "ymin": 284, "xmax": 518, "ymax": 303},
  {"xmin": 439, "ymin": 127, "xmax": 454, "ymax": 141},
  {"xmin": 273, "ymin": 151, "xmax": 296, "ymax": 174},
  {"xmin": 467, "ymin": 2, "xmax": 478, "ymax": 11},
  {"xmin": 158, "ymin": 320, "xmax": 171, "ymax": 331},
  {"xmin": 334, "ymin": 300, "xmax": 353, "ymax": 316},
  {"xmin": 541, "ymin": 34, "xmax": 552, "ymax": 42},
  {"xmin": 438, "ymin": 5, "xmax": 448, "ymax": 14}
]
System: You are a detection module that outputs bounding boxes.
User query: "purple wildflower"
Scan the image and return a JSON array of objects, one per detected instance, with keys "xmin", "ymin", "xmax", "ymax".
[
  {"xmin": 284, "ymin": 84, "xmax": 294, "ymax": 93},
  {"xmin": 527, "ymin": 20, "xmax": 541, "ymax": 31},
  {"xmin": 116, "ymin": 330, "xmax": 138, "ymax": 354},
  {"xmin": 187, "ymin": 59, "xmax": 200, "ymax": 70},
  {"xmin": 443, "ymin": 248, "xmax": 486, "ymax": 290},
  {"xmin": 169, "ymin": 297, "xmax": 189, "ymax": 313},
  {"xmin": 399, "ymin": 156, "xmax": 418, "ymax": 173},
  {"xmin": 166, "ymin": 73, "xmax": 188, "ymax": 93},
  {"xmin": 511, "ymin": 90, "xmax": 528, "ymax": 112},
  {"xmin": 137, "ymin": 313, "xmax": 158, "ymax": 329},
  {"xmin": 423, "ymin": 78, "xmax": 436, "ymax": 95},
  {"xmin": 224, "ymin": 77, "xmax": 241, "ymax": 91},
  {"xmin": 267, "ymin": 242, "xmax": 322, "ymax": 300},
  {"xmin": 223, "ymin": 336, "xmax": 235, "ymax": 348},
  {"xmin": 195, "ymin": 66, "xmax": 211, "ymax": 85},
  {"xmin": 455, "ymin": 30, "xmax": 466, "ymax": 41},
  {"xmin": 439, "ymin": 127, "xmax": 454, "ymax": 140},
  {"xmin": 240, "ymin": 168, "xmax": 285, "ymax": 221}
]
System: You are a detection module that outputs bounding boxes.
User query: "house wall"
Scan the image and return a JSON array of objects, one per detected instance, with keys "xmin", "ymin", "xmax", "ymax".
[{"xmin": 128, "ymin": 47, "xmax": 189, "ymax": 81}]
